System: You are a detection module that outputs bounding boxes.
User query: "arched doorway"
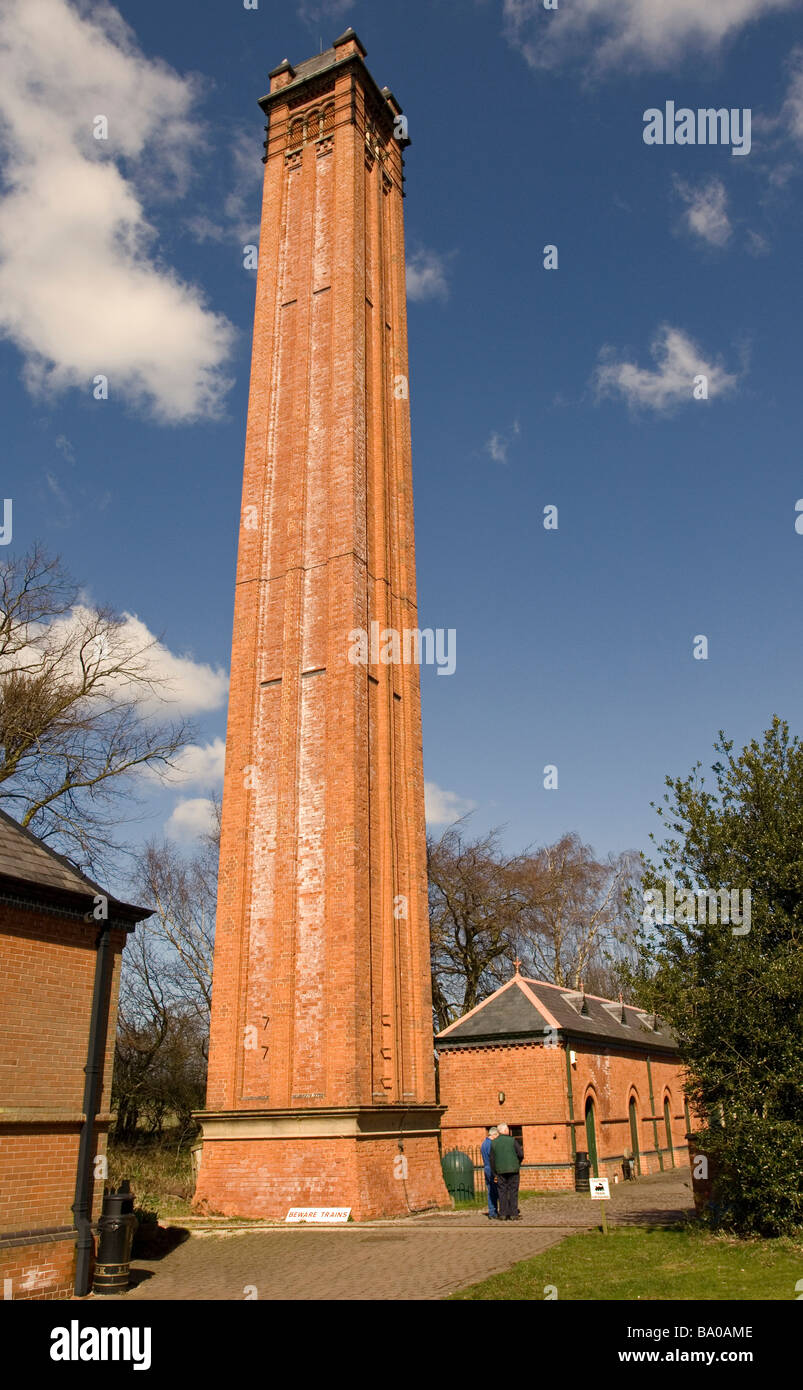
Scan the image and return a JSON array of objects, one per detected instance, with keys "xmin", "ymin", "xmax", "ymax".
[
  {"xmin": 663, "ymin": 1095, "xmax": 675, "ymax": 1167},
  {"xmin": 585, "ymin": 1096, "xmax": 599, "ymax": 1177},
  {"xmin": 628, "ymin": 1096, "xmax": 641, "ymax": 1175}
]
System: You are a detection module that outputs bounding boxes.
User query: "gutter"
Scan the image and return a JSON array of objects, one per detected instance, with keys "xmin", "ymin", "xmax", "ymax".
[
  {"xmin": 72, "ymin": 920, "xmax": 114, "ymax": 1297},
  {"xmin": 564, "ymin": 1042, "xmax": 577, "ymax": 1160},
  {"xmin": 645, "ymin": 1054, "xmax": 664, "ymax": 1172}
]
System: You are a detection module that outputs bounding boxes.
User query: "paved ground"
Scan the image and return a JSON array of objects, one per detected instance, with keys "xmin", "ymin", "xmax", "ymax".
[{"xmin": 113, "ymin": 1169, "xmax": 694, "ymax": 1302}]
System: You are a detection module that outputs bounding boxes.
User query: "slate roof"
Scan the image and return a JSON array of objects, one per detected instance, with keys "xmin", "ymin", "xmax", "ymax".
[
  {"xmin": 290, "ymin": 29, "xmax": 366, "ymax": 83},
  {"xmin": 283, "ymin": 46, "xmax": 340, "ymax": 84},
  {"xmin": 435, "ymin": 974, "xmax": 678, "ymax": 1054},
  {"xmin": 260, "ymin": 29, "xmax": 400, "ymax": 125},
  {"xmin": 0, "ymin": 806, "xmax": 151, "ymax": 926},
  {"xmin": 265, "ymin": 30, "xmax": 363, "ymax": 93}
]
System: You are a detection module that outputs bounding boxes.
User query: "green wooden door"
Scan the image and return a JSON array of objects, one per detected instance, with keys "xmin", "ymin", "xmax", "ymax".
[
  {"xmin": 585, "ymin": 1097, "xmax": 599, "ymax": 1177},
  {"xmin": 664, "ymin": 1097, "xmax": 675, "ymax": 1166},
  {"xmin": 628, "ymin": 1098, "xmax": 641, "ymax": 1175}
]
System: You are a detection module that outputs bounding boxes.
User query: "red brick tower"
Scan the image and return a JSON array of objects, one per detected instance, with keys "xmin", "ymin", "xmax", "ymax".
[{"xmin": 194, "ymin": 31, "xmax": 448, "ymax": 1220}]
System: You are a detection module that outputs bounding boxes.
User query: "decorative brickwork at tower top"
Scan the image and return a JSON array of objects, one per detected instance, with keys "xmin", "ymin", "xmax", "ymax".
[{"xmin": 193, "ymin": 31, "xmax": 448, "ymax": 1220}]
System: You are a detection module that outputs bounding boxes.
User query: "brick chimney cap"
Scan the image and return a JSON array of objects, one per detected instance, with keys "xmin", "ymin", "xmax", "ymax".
[
  {"xmin": 333, "ymin": 28, "xmax": 367, "ymax": 57},
  {"xmin": 381, "ymin": 87, "xmax": 404, "ymax": 116},
  {"xmin": 268, "ymin": 58, "xmax": 296, "ymax": 79}
]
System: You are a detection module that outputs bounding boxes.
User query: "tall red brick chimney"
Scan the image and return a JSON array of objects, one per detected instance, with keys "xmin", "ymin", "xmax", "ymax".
[{"xmin": 194, "ymin": 31, "xmax": 448, "ymax": 1220}]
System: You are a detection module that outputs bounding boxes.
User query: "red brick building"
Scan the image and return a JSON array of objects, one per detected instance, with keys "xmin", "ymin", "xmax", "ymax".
[
  {"xmin": 0, "ymin": 810, "xmax": 149, "ymax": 1299},
  {"xmin": 195, "ymin": 29, "xmax": 448, "ymax": 1220},
  {"xmin": 436, "ymin": 969, "xmax": 691, "ymax": 1188}
]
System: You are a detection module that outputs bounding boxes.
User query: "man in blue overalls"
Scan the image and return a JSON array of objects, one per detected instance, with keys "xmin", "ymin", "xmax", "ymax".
[{"xmin": 481, "ymin": 1125, "xmax": 500, "ymax": 1219}]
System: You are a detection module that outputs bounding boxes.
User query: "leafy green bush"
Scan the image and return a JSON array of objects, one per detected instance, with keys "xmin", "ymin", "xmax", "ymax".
[{"xmin": 703, "ymin": 1116, "xmax": 803, "ymax": 1237}]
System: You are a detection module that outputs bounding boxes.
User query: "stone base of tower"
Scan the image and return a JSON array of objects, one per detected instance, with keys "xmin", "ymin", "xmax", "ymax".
[{"xmin": 192, "ymin": 1106, "xmax": 450, "ymax": 1222}]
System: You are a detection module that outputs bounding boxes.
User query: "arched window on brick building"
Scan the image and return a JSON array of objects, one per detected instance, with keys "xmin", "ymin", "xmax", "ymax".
[
  {"xmin": 663, "ymin": 1092, "xmax": 675, "ymax": 1167},
  {"xmin": 628, "ymin": 1094, "xmax": 641, "ymax": 1176},
  {"xmin": 585, "ymin": 1094, "xmax": 599, "ymax": 1177}
]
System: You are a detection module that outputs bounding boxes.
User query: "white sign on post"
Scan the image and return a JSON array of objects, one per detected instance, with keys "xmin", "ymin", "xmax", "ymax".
[
  {"xmin": 285, "ymin": 1207, "xmax": 351, "ymax": 1224},
  {"xmin": 590, "ymin": 1178, "xmax": 610, "ymax": 1200}
]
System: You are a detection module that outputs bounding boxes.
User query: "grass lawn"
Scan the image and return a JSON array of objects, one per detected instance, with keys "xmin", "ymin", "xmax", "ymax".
[{"xmin": 449, "ymin": 1226, "xmax": 803, "ymax": 1300}]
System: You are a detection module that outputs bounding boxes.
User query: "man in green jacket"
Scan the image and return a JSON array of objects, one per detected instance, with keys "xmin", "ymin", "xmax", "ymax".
[{"xmin": 490, "ymin": 1123, "xmax": 524, "ymax": 1220}]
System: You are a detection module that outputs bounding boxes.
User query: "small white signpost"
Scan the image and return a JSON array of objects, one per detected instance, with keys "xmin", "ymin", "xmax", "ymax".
[
  {"xmin": 590, "ymin": 1177, "xmax": 610, "ymax": 1233},
  {"xmin": 285, "ymin": 1207, "xmax": 351, "ymax": 1224}
]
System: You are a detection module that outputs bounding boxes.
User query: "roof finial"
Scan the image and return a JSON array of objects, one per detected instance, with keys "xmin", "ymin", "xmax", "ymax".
[{"xmin": 513, "ymin": 956, "xmax": 521, "ymax": 976}]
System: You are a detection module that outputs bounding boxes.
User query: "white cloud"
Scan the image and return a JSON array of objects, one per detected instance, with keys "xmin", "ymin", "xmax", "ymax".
[
  {"xmin": 674, "ymin": 177, "xmax": 732, "ymax": 247},
  {"xmin": 746, "ymin": 229, "xmax": 770, "ymax": 256},
  {"xmin": 146, "ymin": 737, "xmax": 226, "ymax": 789},
  {"xmin": 55, "ymin": 435, "xmax": 76, "ymax": 465},
  {"xmin": 781, "ymin": 45, "xmax": 803, "ymax": 143},
  {"xmin": 165, "ymin": 796, "xmax": 217, "ymax": 841},
  {"xmin": 485, "ymin": 420, "xmax": 520, "ymax": 464},
  {"xmin": 503, "ymin": 0, "xmax": 803, "ymax": 73},
  {"xmin": 425, "ymin": 782, "xmax": 477, "ymax": 826},
  {"xmin": 171, "ymin": 737, "xmax": 226, "ymax": 786},
  {"xmin": 298, "ymin": 0, "xmax": 354, "ymax": 27},
  {"xmin": 486, "ymin": 433, "xmax": 508, "ymax": 463},
  {"xmin": 186, "ymin": 129, "xmax": 262, "ymax": 247},
  {"xmin": 406, "ymin": 248, "xmax": 450, "ymax": 303},
  {"xmin": 106, "ymin": 613, "xmax": 229, "ymax": 715},
  {"xmin": 45, "ymin": 471, "xmax": 71, "ymax": 511},
  {"xmin": 0, "ymin": 0, "xmax": 235, "ymax": 422},
  {"xmin": 593, "ymin": 325, "xmax": 739, "ymax": 413},
  {"xmin": 19, "ymin": 606, "xmax": 229, "ymax": 717}
]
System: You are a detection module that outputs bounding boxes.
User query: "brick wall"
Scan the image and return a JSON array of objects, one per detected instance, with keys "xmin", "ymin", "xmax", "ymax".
[
  {"xmin": 197, "ymin": 1131, "xmax": 445, "ymax": 1222},
  {"xmin": 0, "ymin": 905, "xmax": 124, "ymax": 1298},
  {"xmin": 1, "ymin": 1236, "xmax": 76, "ymax": 1301},
  {"xmin": 438, "ymin": 1039, "xmax": 692, "ymax": 1189}
]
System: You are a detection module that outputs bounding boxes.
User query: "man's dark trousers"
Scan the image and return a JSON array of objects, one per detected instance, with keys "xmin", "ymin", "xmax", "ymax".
[{"xmin": 496, "ymin": 1170, "xmax": 520, "ymax": 1220}]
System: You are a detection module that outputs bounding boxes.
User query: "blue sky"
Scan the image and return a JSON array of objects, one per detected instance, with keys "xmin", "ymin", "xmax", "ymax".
[{"xmin": 2, "ymin": 0, "xmax": 803, "ymax": 879}]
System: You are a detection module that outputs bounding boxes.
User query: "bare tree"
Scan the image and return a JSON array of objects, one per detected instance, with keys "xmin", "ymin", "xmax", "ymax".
[
  {"xmin": 515, "ymin": 833, "xmax": 640, "ymax": 990},
  {"xmin": 0, "ymin": 544, "xmax": 194, "ymax": 870},
  {"xmin": 428, "ymin": 825, "xmax": 531, "ymax": 1030},
  {"xmin": 113, "ymin": 807, "xmax": 219, "ymax": 1142},
  {"xmin": 428, "ymin": 825, "xmax": 640, "ymax": 1027},
  {"xmin": 113, "ymin": 923, "xmax": 208, "ymax": 1142},
  {"xmin": 131, "ymin": 802, "xmax": 219, "ymax": 1033}
]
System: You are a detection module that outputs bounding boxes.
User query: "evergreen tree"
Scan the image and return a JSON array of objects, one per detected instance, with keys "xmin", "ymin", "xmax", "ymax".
[{"xmin": 625, "ymin": 717, "xmax": 803, "ymax": 1236}]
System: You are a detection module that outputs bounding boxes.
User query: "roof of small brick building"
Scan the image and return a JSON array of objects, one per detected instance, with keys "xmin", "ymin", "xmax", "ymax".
[
  {"xmin": 0, "ymin": 806, "xmax": 150, "ymax": 925},
  {"xmin": 435, "ymin": 974, "xmax": 678, "ymax": 1054}
]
